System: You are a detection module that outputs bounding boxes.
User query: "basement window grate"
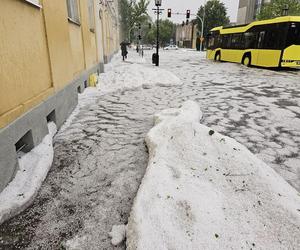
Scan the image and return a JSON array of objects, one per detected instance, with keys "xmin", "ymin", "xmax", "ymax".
[
  {"xmin": 46, "ymin": 110, "xmax": 56, "ymax": 124},
  {"xmin": 15, "ymin": 130, "xmax": 34, "ymax": 154}
]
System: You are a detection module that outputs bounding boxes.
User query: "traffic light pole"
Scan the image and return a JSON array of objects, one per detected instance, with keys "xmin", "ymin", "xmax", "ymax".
[
  {"xmin": 197, "ymin": 15, "xmax": 204, "ymax": 51},
  {"xmin": 200, "ymin": 3, "xmax": 206, "ymax": 51}
]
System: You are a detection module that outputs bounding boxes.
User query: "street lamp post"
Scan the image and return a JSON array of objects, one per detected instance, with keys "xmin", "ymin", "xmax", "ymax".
[
  {"xmin": 154, "ymin": 0, "xmax": 162, "ymax": 66},
  {"xmin": 199, "ymin": 0, "xmax": 206, "ymax": 51}
]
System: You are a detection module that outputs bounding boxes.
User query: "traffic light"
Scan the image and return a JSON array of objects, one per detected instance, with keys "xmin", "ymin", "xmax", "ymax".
[
  {"xmin": 167, "ymin": 9, "xmax": 171, "ymax": 18},
  {"xmin": 138, "ymin": 23, "xmax": 141, "ymax": 29},
  {"xmin": 138, "ymin": 35, "xmax": 141, "ymax": 40},
  {"xmin": 186, "ymin": 10, "xmax": 190, "ymax": 19}
]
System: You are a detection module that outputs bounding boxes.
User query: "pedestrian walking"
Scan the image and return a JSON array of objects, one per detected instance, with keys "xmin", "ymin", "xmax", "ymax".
[{"xmin": 120, "ymin": 41, "xmax": 129, "ymax": 61}]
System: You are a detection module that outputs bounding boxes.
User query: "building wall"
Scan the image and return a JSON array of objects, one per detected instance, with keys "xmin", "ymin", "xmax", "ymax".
[
  {"xmin": 176, "ymin": 22, "xmax": 199, "ymax": 49},
  {"xmin": 79, "ymin": 0, "xmax": 97, "ymax": 69},
  {"xmin": 42, "ymin": 0, "xmax": 74, "ymax": 90},
  {"xmin": 237, "ymin": 0, "xmax": 272, "ymax": 24},
  {"xmin": 0, "ymin": 0, "xmax": 120, "ymax": 192},
  {"xmin": 94, "ymin": 2, "xmax": 105, "ymax": 65},
  {"xmin": 237, "ymin": 0, "xmax": 256, "ymax": 24},
  {"xmin": 69, "ymin": 23, "xmax": 86, "ymax": 75},
  {"xmin": 99, "ymin": 2, "xmax": 120, "ymax": 63},
  {"xmin": 0, "ymin": 0, "xmax": 53, "ymax": 129}
]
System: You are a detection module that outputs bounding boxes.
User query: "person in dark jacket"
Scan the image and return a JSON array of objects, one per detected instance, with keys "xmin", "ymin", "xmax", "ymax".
[{"xmin": 120, "ymin": 41, "xmax": 129, "ymax": 61}]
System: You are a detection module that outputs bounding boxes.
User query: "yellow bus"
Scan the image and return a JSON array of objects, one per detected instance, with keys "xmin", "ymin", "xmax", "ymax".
[{"xmin": 206, "ymin": 16, "xmax": 300, "ymax": 68}]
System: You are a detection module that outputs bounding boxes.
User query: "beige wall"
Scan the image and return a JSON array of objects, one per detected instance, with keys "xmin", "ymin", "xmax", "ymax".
[
  {"xmin": 0, "ymin": 0, "xmax": 120, "ymax": 129},
  {"xmin": 94, "ymin": 3, "xmax": 105, "ymax": 63},
  {"xmin": 42, "ymin": 0, "xmax": 74, "ymax": 90},
  {"xmin": 99, "ymin": 2, "xmax": 120, "ymax": 62},
  {"xmin": 69, "ymin": 23, "xmax": 85, "ymax": 75},
  {"xmin": 0, "ymin": 0, "xmax": 53, "ymax": 128},
  {"xmin": 79, "ymin": 0, "xmax": 97, "ymax": 69},
  {"xmin": 176, "ymin": 22, "xmax": 199, "ymax": 49}
]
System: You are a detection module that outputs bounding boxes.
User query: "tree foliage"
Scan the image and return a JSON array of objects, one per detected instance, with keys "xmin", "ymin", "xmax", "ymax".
[
  {"xmin": 143, "ymin": 19, "xmax": 176, "ymax": 46},
  {"xmin": 119, "ymin": 0, "xmax": 133, "ymax": 41},
  {"xmin": 158, "ymin": 19, "xmax": 176, "ymax": 46},
  {"xmin": 196, "ymin": 0, "xmax": 230, "ymax": 37},
  {"xmin": 257, "ymin": 0, "xmax": 300, "ymax": 20},
  {"xmin": 119, "ymin": 0, "xmax": 150, "ymax": 42}
]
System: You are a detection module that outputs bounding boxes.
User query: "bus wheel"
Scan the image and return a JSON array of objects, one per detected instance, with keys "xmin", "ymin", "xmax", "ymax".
[
  {"xmin": 214, "ymin": 52, "xmax": 221, "ymax": 61},
  {"xmin": 242, "ymin": 55, "xmax": 251, "ymax": 67}
]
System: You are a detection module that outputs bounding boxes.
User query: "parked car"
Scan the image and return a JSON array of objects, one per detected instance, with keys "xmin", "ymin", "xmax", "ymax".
[
  {"xmin": 163, "ymin": 45, "xmax": 178, "ymax": 50},
  {"xmin": 142, "ymin": 45, "xmax": 153, "ymax": 50}
]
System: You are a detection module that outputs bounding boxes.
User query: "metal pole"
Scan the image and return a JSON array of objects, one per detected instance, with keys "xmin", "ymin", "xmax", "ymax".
[
  {"xmin": 129, "ymin": 26, "xmax": 133, "ymax": 43},
  {"xmin": 201, "ymin": 1, "xmax": 206, "ymax": 51},
  {"xmin": 197, "ymin": 15, "xmax": 204, "ymax": 51},
  {"xmin": 128, "ymin": 23, "xmax": 138, "ymax": 43},
  {"xmin": 156, "ymin": 6, "xmax": 159, "ymax": 66}
]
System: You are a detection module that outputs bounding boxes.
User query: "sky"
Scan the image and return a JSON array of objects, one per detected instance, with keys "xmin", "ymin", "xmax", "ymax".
[{"xmin": 147, "ymin": 0, "xmax": 239, "ymax": 24}]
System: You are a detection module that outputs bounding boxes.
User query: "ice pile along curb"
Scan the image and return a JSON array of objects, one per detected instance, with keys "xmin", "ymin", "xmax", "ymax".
[
  {"xmin": 126, "ymin": 101, "xmax": 300, "ymax": 250},
  {"xmin": 0, "ymin": 122, "xmax": 57, "ymax": 225},
  {"xmin": 98, "ymin": 54, "xmax": 182, "ymax": 95}
]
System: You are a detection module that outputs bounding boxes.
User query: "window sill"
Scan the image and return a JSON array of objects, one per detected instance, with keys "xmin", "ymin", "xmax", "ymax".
[
  {"xmin": 68, "ymin": 17, "xmax": 81, "ymax": 26},
  {"xmin": 23, "ymin": 0, "xmax": 42, "ymax": 9}
]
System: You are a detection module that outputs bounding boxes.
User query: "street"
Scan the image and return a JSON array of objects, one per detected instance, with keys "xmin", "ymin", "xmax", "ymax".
[{"xmin": 0, "ymin": 49, "xmax": 300, "ymax": 249}]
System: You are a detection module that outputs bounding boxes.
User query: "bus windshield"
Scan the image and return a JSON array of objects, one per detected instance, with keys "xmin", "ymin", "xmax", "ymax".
[{"xmin": 287, "ymin": 22, "xmax": 300, "ymax": 46}]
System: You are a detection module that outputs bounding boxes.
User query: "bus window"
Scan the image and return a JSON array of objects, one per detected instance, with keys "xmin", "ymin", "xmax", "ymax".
[
  {"xmin": 231, "ymin": 33, "xmax": 244, "ymax": 49},
  {"xmin": 258, "ymin": 31, "xmax": 266, "ymax": 49},
  {"xmin": 215, "ymin": 34, "xmax": 221, "ymax": 48},
  {"xmin": 287, "ymin": 22, "xmax": 300, "ymax": 46},
  {"xmin": 245, "ymin": 32, "xmax": 257, "ymax": 49},
  {"xmin": 207, "ymin": 32, "xmax": 221, "ymax": 49},
  {"xmin": 207, "ymin": 34, "xmax": 215, "ymax": 49},
  {"xmin": 264, "ymin": 30, "xmax": 280, "ymax": 49},
  {"xmin": 222, "ymin": 35, "xmax": 232, "ymax": 49}
]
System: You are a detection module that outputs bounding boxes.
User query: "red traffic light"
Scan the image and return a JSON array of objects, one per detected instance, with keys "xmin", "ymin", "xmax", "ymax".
[
  {"xmin": 186, "ymin": 9, "xmax": 190, "ymax": 19},
  {"xmin": 167, "ymin": 9, "xmax": 171, "ymax": 18}
]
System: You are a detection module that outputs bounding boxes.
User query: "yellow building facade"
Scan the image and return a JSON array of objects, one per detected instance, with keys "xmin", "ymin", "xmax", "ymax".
[{"xmin": 0, "ymin": 0, "xmax": 120, "ymax": 191}]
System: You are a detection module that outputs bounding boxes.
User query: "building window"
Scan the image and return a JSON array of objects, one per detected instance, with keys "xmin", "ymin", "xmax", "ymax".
[
  {"xmin": 25, "ymin": 0, "xmax": 39, "ymax": 4},
  {"xmin": 88, "ymin": 0, "xmax": 95, "ymax": 32},
  {"xmin": 23, "ymin": 0, "xmax": 41, "ymax": 8},
  {"xmin": 66, "ymin": 0, "xmax": 80, "ymax": 24}
]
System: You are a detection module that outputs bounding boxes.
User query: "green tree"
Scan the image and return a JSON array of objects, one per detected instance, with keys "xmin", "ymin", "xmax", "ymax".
[
  {"xmin": 143, "ymin": 23, "xmax": 156, "ymax": 44},
  {"xmin": 119, "ymin": 0, "xmax": 150, "ymax": 42},
  {"xmin": 196, "ymin": 0, "xmax": 230, "ymax": 37},
  {"xmin": 257, "ymin": 0, "xmax": 300, "ymax": 20},
  {"xmin": 133, "ymin": 0, "xmax": 150, "ymax": 24},
  {"xmin": 142, "ymin": 19, "xmax": 176, "ymax": 46},
  {"xmin": 119, "ymin": 0, "xmax": 133, "ymax": 41},
  {"xmin": 158, "ymin": 19, "xmax": 176, "ymax": 46}
]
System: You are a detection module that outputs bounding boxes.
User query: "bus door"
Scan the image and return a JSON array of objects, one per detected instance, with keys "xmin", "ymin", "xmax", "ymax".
[
  {"xmin": 257, "ymin": 29, "xmax": 282, "ymax": 67},
  {"xmin": 282, "ymin": 22, "xmax": 300, "ymax": 67},
  {"xmin": 244, "ymin": 32, "xmax": 259, "ymax": 65},
  {"xmin": 221, "ymin": 35, "xmax": 235, "ymax": 62}
]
